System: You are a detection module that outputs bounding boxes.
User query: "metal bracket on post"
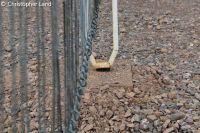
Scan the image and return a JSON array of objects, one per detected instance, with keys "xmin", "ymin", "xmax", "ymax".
[{"xmin": 90, "ymin": 0, "xmax": 119, "ymax": 71}]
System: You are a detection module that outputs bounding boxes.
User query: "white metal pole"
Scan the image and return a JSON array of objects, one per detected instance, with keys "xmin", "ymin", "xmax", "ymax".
[
  {"xmin": 90, "ymin": 0, "xmax": 119, "ymax": 69},
  {"xmin": 109, "ymin": 0, "xmax": 119, "ymax": 66}
]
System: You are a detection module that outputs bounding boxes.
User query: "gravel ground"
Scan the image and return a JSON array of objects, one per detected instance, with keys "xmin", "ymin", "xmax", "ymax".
[{"xmin": 79, "ymin": 0, "xmax": 200, "ymax": 133}]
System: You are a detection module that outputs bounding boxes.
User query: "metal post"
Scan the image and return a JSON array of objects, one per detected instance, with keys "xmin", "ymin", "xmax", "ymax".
[
  {"xmin": 90, "ymin": 0, "xmax": 119, "ymax": 70},
  {"xmin": 109, "ymin": 0, "xmax": 119, "ymax": 65}
]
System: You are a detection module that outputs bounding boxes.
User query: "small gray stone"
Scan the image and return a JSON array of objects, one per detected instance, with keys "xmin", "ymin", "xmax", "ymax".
[
  {"xmin": 169, "ymin": 112, "xmax": 185, "ymax": 121},
  {"xmin": 185, "ymin": 117, "xmax": 193, "ymax": 124},
  {"xmin": 84, "ymin": 124, "xmax": 94, "ymax": 131},
  {"xmin": 116, "ymin": 92, "xmax": 124, "ymax": 99},
  {"xmin": 140, "ymin": 119, "xmax": 149, "ymax": 130},
  {"xmin": 195, "ymin": 93, "xmax": 200, "ymax": 100},
  {"xmin": 160, "ymin": 103, "xmax": 167, "ymax": 110},
  {"xmin": 89, "ymin": 106, "xmax": 97, "ymax": 114},
  {"xmin": 154, "ymin": 119, "xmax": 161, "ymax": 127},
  {"xmin": 183, "ymin": 73, "xmax": 191, "ymax": 79},
  {"xmin": 106, "ymin": 110, "xmax": 114, "ymax": 119},
  {"xmin": 147, "ymin": 115, "xmax": 157, "ymax": 121},
  {"xmin": 186, "ymin": 88, "xmax": 195, "ymax": 96},
  {"xmin": 124, "ymin": 110, "xmax": 132, "ymax": 118},
  {"xmin": 166, "ymin": 102, "xmax": 178, "ymax": 109},
  {"xmin": 162, "ymin": 76, "xmax": 172, "ymax": 85},
  {"xmin": 181, "ymin": 125, "xmax": 192, "ymax": 130},
  {"xmin": 131, "ymin": 114, "xmax": 141, "ymax": 122}
]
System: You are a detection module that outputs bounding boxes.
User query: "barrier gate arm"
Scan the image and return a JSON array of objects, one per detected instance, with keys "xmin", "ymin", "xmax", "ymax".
[{"xmin": 90, "ymin": 0, "xmax": 119, "ymax": 70}]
